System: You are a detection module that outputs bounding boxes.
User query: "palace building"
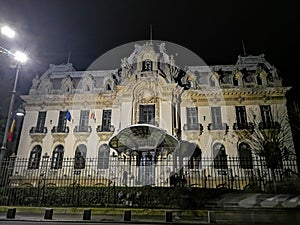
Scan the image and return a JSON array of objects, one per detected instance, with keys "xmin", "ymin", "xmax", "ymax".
[{"xmin": 13, "ymin": 41, "xmax": 296, "ymax": 188}]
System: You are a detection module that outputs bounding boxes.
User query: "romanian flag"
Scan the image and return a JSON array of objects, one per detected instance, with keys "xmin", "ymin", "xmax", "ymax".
[{"xmin": 7, "ymin": 117, "xmax": 16, "ymax": 142}]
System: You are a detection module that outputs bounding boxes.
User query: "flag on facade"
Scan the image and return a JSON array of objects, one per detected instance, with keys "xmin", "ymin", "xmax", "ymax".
[
  {"xmin": 90, "ymin": 112, "xmax": 95, "ymax": 119},
  {"xmin": 7, "ymin": 117, "xmax": 16, "ymax": 142},
  {"xmin": 66, "ymin": 109, "xmax": 72, "ymax": 121}
]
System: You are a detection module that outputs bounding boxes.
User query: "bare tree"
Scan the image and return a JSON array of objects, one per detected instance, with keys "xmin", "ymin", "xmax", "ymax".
[{"xmin": 238, "ymin": 105, "xmax": 295, "ymax": 170}]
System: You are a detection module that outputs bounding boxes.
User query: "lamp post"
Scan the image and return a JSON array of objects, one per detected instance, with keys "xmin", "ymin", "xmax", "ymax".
[{"xmin": 0, "ymin": 25, "xmax": 28, "ymax": 169}]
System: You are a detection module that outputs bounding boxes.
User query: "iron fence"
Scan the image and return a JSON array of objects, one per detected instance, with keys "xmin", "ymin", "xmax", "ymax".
[{"xmin": 0, "ymin": 155, "xmax": 298, "ymax": 207}]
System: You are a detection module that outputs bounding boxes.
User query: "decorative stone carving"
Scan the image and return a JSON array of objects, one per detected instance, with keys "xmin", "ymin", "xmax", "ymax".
[
  {"xmin": 80, "ymin": 74, "xmax": 96, "ymax": 93},
  {"xmin": 52, "ymin": 134, "xmax": 67, "ymax": 143},
  {"xmin": 61, "ymin": 75, "xmax": 74, "ymax": 94},
  {"xmin": 97, "ymin": 132, "xmax": 114, "ymax": 141},
  {"xmin": 31, "ymin": 75, "xmax": 40, "ymax": 90},
  {"xmin": 74, "ymin": 133, "xmax": 90, "ymax": 142},
  {"xmin": 39, "ymin": 75, "xmax": 53, "ymax": 94},
  {"xmin": 185, "ymin": 131, "xmax": 201, "ymax": 140},
  {"xmin": 30, "ymin": 134, "xmax": 45, "ymax": 143}
]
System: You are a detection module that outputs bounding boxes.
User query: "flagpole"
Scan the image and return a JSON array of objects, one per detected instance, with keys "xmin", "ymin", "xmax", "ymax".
[{"xmin": 0, "ymin": 63, "xmax": 20, "ymax": 169}]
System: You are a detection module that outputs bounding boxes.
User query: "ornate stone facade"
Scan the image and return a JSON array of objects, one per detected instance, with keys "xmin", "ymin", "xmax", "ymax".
[{"xmin": 16, "ymin": 41, "xmax": 295, "ymax": 187}]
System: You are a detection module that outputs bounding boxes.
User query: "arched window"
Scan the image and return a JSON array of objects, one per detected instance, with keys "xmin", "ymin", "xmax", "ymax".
[
  {"xmin": 238, "ymin": 143, "xmax": 253, "ymax": 169},
  {"xmin": 28, "ymin": 145, "xmax": 42, "ymax": 169},
  {"xmin": 142, "ymin": 60, "xmax": 152, "ymax": 71},
  {"xmin": 213, "ymin": 143, "xmax": 227, "ymax": 169},
  {"xmin": 106, "ymin": 83, "xmax": 112, "ymax": 91},
  {"xmin": 98, "ymin": 144, "xmax": 110, "ymax": 169},
  {"xmin": 256, "ymin": 75, "xmax": 263, "ymax": 85},
  {"xmin": 51, "ymin": 145, "xmax": 64, "ymax": 169},
  {"xmin": 210, "ymin": 77, "xmax": 216, "ymax": 87},
  {"xmin": 233, "ymin": 76, "xmax": 239, "ymax": 86},
  {"xmin": 266, "ymin": 73, "xmax": 274, "ymax": 83},
  {"xmin": 74, "ymin": 144, "xmax": 87, "ymax": 169},
  {"xmin": 188, "ymin": 144, "xmax": 202, "ymax": 169}
]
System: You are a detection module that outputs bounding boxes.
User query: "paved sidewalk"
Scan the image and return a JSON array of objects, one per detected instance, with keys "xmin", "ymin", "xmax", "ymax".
[
  {"xmin": 0, "ymin": 207, "xmax": 209, "ymax": 224},
  {"xmin": 1, "ymin": 192, "xmax": 300, "ymax": 224}
]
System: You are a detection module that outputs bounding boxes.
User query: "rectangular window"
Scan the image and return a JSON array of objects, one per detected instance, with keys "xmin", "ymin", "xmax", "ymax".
[
  {"xmin": 235, "ymin": 106, "xmax": 247, "ymax": 129},
  {"xmin": 79, "ymin": 110, "xmax": 89, "ymax": 132},
  {"xmin": 36, "ymin": 111, "xmax": 46, "ymax": 133},
  {"xmin": 260, "ymin": 105, "xmax": 272, "ymax": 125},
  {"xmin": 101, "ymin": 110, "xmax": 112, "ymax": 131},
  {"xmin": 186, "ymin": 107, "xmax": 199, "ymax": 130},
  {"xmin": 57, "ymin": 111, "xmax": 67, "ymax": 132},
  {"xmin": 139, "ymin": 105, "xmax": 155, "ymax": 125},
  {"xmin": 142, "ymin": 60, "xmax": 152, "ymax": 71},
  {"xmin": 211, "ymin": 107, "xmax": 222, "ymax": 129}
]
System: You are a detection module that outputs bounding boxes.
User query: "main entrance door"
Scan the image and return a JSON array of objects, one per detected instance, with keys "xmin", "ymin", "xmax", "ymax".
[{"xmin": 137, "ymin": 150, "xmax": 155, "ymax": 185}]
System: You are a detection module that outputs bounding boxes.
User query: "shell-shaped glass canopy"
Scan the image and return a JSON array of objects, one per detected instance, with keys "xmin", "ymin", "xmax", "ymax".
[{"xmin": 108, "ymin": 124, "xmax": 178, "ymax": 152}]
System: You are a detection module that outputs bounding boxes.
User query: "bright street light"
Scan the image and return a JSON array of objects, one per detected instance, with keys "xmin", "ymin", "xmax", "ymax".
[
  {"xmin": 14, "ymin": 51, "xmax": 28, "ymax": 63},
  {"xmin": 1, "ymin": 26, "xmax": 15, "ymax": 39}
]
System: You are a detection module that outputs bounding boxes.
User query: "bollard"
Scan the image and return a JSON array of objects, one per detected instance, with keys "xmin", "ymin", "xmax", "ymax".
[
  {"xmin": 123, "ymin": 209, "xmax": 131, "ymax": 221},
  {"xmin": 165, "ymin": 210, "xmax": 173, "ymax": 222},
  {"xmin": 7, "ymin": 208, "xmax": 16, "ymax": 219},
  {"xmin": 83, "ymin": 209, "xmax": 92, "ymax": 220},
  {"xmin": 44, "ymin": 208, "xmax": 53, "ymax": 220},
  {"xmin": 208, "ymin": 210, "xmax": 216, "ymax": 223}
]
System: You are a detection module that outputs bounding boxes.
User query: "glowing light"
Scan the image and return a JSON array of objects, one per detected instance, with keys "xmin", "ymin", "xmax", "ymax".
[
  {"xmin": 14, "ymin": 51, "xmax": 28, "ymax": 63},
  {"xmin": 1, "ymin": 26, "xmax": 15, "ymax": 38}
]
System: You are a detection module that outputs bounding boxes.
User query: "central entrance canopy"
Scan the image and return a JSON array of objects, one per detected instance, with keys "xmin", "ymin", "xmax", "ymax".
[{"xmin": 108, "ymin": 124, "xmax": 178, "ymax": 152}]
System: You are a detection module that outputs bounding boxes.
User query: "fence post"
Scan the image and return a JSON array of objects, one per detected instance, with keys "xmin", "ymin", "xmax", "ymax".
[
  {"xmin": 44, "ymin": 208, "xmax": 53, "ymax": 220},
  {"xmin": 83, "ymin": 209, "xmax": 91, "ymax": 220},
  {"xmin": 207, "ymin": 210, "xmax": 216, "ymax": 223},
  {"xmin": 165, "ymin": 210, "xmax": 172, "ymax": 222},
  {"xmin": 123, "ymin": 209, "xmax": 131, "ymax": 221},
  {"xmin": 7, "ymin": 208, "xmax": 16, "ymax": 219}
]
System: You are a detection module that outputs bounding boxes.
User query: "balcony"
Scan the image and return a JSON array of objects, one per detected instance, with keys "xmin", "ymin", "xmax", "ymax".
[
  {"xmin": 233, "ymin": 122, "xmax": 254, "ymax": 132},
  {"xmin": 183, "ymin": 123, "xmax": 204, "ymax": 133},
  {"xmin": 29, "ymin": 127, "xmax": 47, "ymax": 142},
  {"xmin": 208, "ymin": 123, "xmax": 229, "ymax": 131},
  {"xmin": 73, "ymin": 126, "xmax": 92, "ymax": 133},
  {"xmin": 96, "ymin": 125, "xmax": 115, "ymax": 141},
  {"xmin": 29, "ymin": 127, "xmax": 47, "ymax": 134},
  {"xmin": 51, "ymin": 126, "xmax": 69, "ymax": 142},
  {"xmin": 258, "ymin": 121, "xmax": 281, "ymax": 130},
  {"xmin": 96, "ymin": 125, "xmax": 115, "ymax": 132},
  {"xmin": 51, "ymin": 126, "xmax": 70, "ymax": 133}
]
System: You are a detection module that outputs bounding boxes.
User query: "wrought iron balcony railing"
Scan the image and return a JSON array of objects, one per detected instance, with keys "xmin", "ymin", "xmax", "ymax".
[
  {"xmin": 73, "ymin": 125, "xmax": 92, "ymax": 133},
  {"xmin": 183, "ymin": 123, "xmax": 204, "ymax": 134},
  {"xmin": 258, "ymin": 121, "xmax": 281, "ymax": 130},
  {"xmin": 208, "ymin": 123, "xmax": 229, "ymax": 132},
  {"xmin": 96, "ymin": 125, "xmax": 115, "ymax": 132},
  {"xmin": 29, "ymin": 127, "xmax": 48, "ymax": 134},
  {"xmin": 51, "ymin": 126, "xmax": 70, "ymax": 133},
  {"xmin": 233, "ymin": 122, "xmax": 254, "ymax": 132}
]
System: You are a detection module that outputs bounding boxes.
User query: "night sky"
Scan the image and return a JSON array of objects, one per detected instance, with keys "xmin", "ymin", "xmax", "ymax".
[{"xmin": 0, "ymin": 0, "xmax": 299, "ymax": 102}]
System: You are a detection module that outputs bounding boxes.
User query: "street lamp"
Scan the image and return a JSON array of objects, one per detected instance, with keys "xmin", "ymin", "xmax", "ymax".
[
  {"xmin": 0, "ymin": 25, "xmax": 28, "ymax": 169},
  {"xmin": 1, "ymin": 26, "xmax": 16, "ymax": 39}
]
